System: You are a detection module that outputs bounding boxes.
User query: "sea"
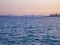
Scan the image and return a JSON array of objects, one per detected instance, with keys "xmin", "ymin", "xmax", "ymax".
[{"xmin": 0, "ymin": 16, "xmax": 60, "ymax": 45}]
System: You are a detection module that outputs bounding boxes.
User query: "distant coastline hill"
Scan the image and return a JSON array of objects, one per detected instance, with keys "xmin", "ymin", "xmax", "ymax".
[{"xmin": 50, "ymin": 14, "xmax": 60, "ymax": 17}]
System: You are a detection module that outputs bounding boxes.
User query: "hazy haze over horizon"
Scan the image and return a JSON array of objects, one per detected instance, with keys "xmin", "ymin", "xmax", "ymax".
[{"xmin": 0, "ymin": 0, "xmax": 60, "ymax": 16}]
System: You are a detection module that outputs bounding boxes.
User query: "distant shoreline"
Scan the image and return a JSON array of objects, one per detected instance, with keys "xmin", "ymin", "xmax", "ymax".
[{"xmin": 0, "ymin": 14, "xmax": 60, "ymax": 17}]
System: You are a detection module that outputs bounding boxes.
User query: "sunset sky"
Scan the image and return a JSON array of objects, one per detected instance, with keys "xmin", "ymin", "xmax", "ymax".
[{"xmin": 0, "ymin": 0, "xmax": 60, "ymax": 16}]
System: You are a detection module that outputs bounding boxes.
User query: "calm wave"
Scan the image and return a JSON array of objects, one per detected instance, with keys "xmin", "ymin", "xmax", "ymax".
[{"xmin": 0, "ymin": 16, "xmax": 60, "ymax": 45}]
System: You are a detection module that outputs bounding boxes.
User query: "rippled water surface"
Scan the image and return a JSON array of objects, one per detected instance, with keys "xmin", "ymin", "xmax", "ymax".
[{"xmin": 0, "ymin": 16, "xmax": 60, "ymax": 45}]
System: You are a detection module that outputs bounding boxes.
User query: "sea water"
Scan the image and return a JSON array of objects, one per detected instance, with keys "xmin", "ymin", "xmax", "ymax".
[{"xmin": 0, "ymin": 16, "xmax": 60, "ymax": 45}]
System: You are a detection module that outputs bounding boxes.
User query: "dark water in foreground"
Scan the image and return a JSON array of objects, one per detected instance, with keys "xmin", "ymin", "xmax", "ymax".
[{"xmin": 0, "ymin": 16, "xmax": 60, "ymax": 45}]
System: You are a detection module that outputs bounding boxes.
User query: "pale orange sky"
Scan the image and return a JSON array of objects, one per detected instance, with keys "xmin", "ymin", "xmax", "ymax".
[{"xmin": 0, "ymin": 0, "xmax": 60, "ymax": 16}]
